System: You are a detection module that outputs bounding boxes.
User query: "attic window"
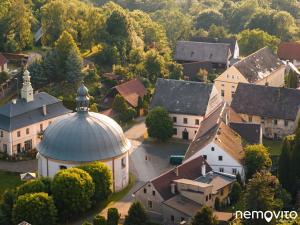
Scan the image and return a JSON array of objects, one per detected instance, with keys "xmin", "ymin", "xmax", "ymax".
[{"xmin": 211, "ymin": 147, "xmax": 215, "ymax": 151}]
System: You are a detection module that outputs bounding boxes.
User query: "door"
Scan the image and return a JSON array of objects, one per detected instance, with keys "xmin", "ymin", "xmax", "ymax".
[
  {"xmin": 182, "ymin": 129, "xmax": 189, "ymax": 140},
  {"xmin": 17, "ymin": 144, "xmax": 21, "ymax": 153}
]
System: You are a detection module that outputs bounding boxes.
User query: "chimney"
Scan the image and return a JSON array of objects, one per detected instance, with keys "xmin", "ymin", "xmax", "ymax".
[
  {"xmin": 12, "ymin": 99, "xmax": 17, "ymax": 104},
  {"xmin": 174, "ymin": 166, "xmax": 179, "ymax": 176},
  {"xmin": 171, "ymin": 183, "xmax": 176, "ymax": 194},
  {"xmin": 42, "ymin": 105, "xmax": 47, "ymax": 116},
  {"xmin": 202, "ymin": 162, "xmax": 206, "ymax": 176}
]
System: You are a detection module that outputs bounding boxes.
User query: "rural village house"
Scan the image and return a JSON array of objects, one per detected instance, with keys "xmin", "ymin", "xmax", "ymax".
[
  {"xmin": 215, "ymin": 47, "xmax": 285, "ymax": 103},
  {"xmin": 134, "ymin": 155, "xmax": 235, "ymax": 225},
  {"xmin": 231, "ymin": 83, "xmax": 300, "ymax": 139},
  {"xmin": 0, "ymin": 70, "xmax": 70, "ymax": 156},
  {"xmin": 150, "ymin": 78, "xmax": 223, "ymax": 140}
]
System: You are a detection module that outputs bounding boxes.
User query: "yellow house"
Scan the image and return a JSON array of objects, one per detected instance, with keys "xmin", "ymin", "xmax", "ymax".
[{"xmin": 215, "ymin": 47, "xmax": 286, "ymax": 104}]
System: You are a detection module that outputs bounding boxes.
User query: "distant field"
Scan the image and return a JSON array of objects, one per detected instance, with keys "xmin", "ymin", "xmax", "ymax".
[
  {"xmin": 0, "ymin": 170, "xmax": 23, "ymax": 202},
  {"xmin": 263, "ymin": 138, "xmax": 282, "ymax": 156}
]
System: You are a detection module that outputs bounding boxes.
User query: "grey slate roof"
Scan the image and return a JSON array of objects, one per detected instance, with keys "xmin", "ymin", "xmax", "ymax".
[
  {"xmin": 150, "ymin": 78, "xmax": 213, "ymax": 115},
  {"xmin": 229, "ymin": 122, "xmax": 261, "ymax": 144},
  {"xmin": 231, "ymin": 83, "xmax": 300, "ymax": 121},
  {"xmin": 233, "ymin": 47, "xmax": 284, "ymax": 83},
  {"xmin": 0, "ymin": 92, "xmax": 71, "ymax": 131},
  {"xmin": 38, "ymin": 112, "xmax": 131, "ymax": 162},
  {"xmin": 174, "ymin": 41, "xmax": 231, "ymax": 64}
]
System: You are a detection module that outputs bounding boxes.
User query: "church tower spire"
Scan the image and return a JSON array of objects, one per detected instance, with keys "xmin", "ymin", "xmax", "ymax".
[
  {"xmin": 21, "ymin": 70, "xmax": 34, "ymax": 102},
  {"xmin": 76, "ymin": 82, "xmax": 90, "ymax": 113}
]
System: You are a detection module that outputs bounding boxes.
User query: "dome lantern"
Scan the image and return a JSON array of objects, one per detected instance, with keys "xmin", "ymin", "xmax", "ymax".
[{"xmin": 76, "ymin": 83, "xmax": 90, "ymax": 113}]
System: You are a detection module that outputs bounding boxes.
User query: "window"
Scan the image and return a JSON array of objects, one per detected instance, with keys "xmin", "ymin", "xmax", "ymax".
[
  {"xmin": 232, "ymin": 75, "xmax": 234, "ymax": 79},
  {"xmin": 3, "ymin": 144, "xmax": 7, "ymax": 153},
  {"xmin": 173, "ymin": 117, "xmax": 177, "ymax": 123},
  {"xmin": 40, "ymin": 124, "xmax": 43, "ymax": 132},
  {"xmin": 232, "ymin": 85, "xmax": 235, "ymax": 89},
  {"xmin": 221, "ymin": 90, "xmax": 225, "ymax": 97},
  {"xmin": 181, "ymin": 217, "xmax": 185, "ymax": 222},
  {"xmin": 0, "ymin": 131, "xmax": 3, "ymax": 137},
  {"xmin": 231, "ymin": 91, "xmax": 235, "ymax": 97},
  {"xmin": 17, "ymin": 131, "xmax": 21, "ymax": 137},
  {"xmin": 220, "ymin": 188, "xmax": 224, "ymax": 196},
  {"xmin": 209, "ymin": 194, "xmax": 212, "ymax": 200},
  {"xmin": 183, "ymin": 118, "xmax": 188, "ymax": 124},
  {"xmin": 274, "ymin": 119, "xmax": 278, "ymax": 125},
  {"xmin": 232, "ymin": 168, "xmax": 237, "ymax": 175},
  {"xmin": 171, "ymin": 215, "xmax": 175, "ymax": 222},
  {"xmin": 148, "ymin": 200, "xmax": 152, "ymax": 208},
  {"xmin": 152, "ymin": 190, "xmax": 156, "ymax": 196},
  {"xmin": 206, "ymin": 196, "xmax": 209, "ymax": 201},
  {"xmin": 194, "ymin": 130, "xmax": 197, "ymax": 134},
  {"xmin": 221, "ymin": 83, "xmax": 225, "ymax": 87},
  {"xmin": 173, "ymin": 128, "xmax": 177, "ymax": 135},
  {"xmin": 24, "ymin": 140, "xmax": 32, "ymax": 151},
  {"xmin": 59, "ymin": 165, "xmax": 67, "ymax": 170},
  {"xmin": 211, "ymin": 147, "xmax": 215, "ymax": 151},
  {"xmin": 261, "ymin": 117, "xmax": 265, "ymax": 123},
  {"xmin": 219, "ymin": 168, "xmax": 224, "ymax": 173},
  {"xmin": 143, "ymin": 188, "xmax": 147, "ymax": 194},
  {"xmin": 26, "ymin": 128, "xmax": 29, "ymax": 135},
  {"xmin": 203, "ymin": 155, "xmax": 207, "ymax": 160},
  {"xmin": 121, "ymin": 157, "xmax": 126, "ymax": 168},
  {"xmin": 248, "ymin": 116, "xmax": 252, "ymax": 122},
  {"xmin": 218, "ymin": 156, "xmax": 223, "ymax": 161},
  {"xmin": 195, "ymin": 119, "xmax": 200, "ymax": 125},
  {"xmin": 284, "ymin": 120, "xmax": 288, "ymax": 127},
  {"xmin": 48, "ymin": 121, "xmax": 52, "ymax": 125}
]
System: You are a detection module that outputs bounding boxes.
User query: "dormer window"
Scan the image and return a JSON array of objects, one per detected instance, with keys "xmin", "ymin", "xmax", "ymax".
[{"xmin": 211, "ymin": 147, "xmax": 215, "ymax": 151}]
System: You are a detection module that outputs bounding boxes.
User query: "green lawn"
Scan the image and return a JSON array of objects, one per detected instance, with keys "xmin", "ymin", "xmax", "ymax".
[
  {"xmin": 263, "ymin": 138, "xmax": 282, "ymax": 156},
  {"xmin": 0, "ymin": 171, "xmax": 23, "ymax": 202}
]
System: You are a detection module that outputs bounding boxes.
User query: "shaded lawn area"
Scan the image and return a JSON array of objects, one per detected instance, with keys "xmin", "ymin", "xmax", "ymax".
[
  {"xmin": 0, "ymin": 170, "xmax": 23, "ymax": 202},
  {"xmin": 263, "ymin": 138, "xmax": 282, "ymax": 156}
]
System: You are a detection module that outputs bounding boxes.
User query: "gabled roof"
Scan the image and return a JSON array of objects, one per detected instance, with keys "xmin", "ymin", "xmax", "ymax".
[
  {"xmin": 0, "ymin": 54, "xmax": 7, "ymax": 66},
  {"xmin": 150, "ymin": 156, "xmax": 211, "ymax": 201},
  {"xmin": 174, "ymin": 41, "xmax": 231, "ymax": 64},
  {"xmin": 231, "ymin": 83, "xmax": 300, "ymax": 121},
  {"xmin": 229, "ymin": 122, "xmax": 261, "ymax": 144},
  {"xmin": 190, "ymin": 36, "xmax": 237, "ymax": 57},
  {"xmin": 114, "ymin": 79, "xmax": 146, "ymax": 107},
  {"xmin": 150, "ymin": 78, "xmax": 214, "ymax": 115},
  {"xmin": 185, "ymin": 103, "xmax": 244, "ymax": 163},
  {"xmin": 233, "ymin": 47, "xmax": 284, "ymax": 83},
  {"xmin": 278, "ymin": 42, "xmax": 300, "ymax": 61},
  {"xmin": 182, "ymin": 62, "xmax": 212, "ymax": 80},
  {"xmin": 0, "ymin": 92, "xmax": 71, "ymax": 131}
]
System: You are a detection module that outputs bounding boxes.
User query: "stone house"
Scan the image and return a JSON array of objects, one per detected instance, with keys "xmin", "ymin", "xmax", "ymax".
[
  {"xmin": 215, "ymin": 47, "xmax": 286, "ymax": 104},
  {"xmin": 134, "ymin": 155, "xmax": 235, "ymax": 225},
  {"xmin": 0, "ymin": 70, "xmax": 70, "ymax": 156},
  {"xmin": 150, "ymin": 78, "xmax": 223, "ymax": 140},
  {"xmin": 184, "ymin": 103, "xmax": 247, "ymax": 180},
  {"xmin": 231, "ymin": 83, "xmax": 300, "ymax": 139}
]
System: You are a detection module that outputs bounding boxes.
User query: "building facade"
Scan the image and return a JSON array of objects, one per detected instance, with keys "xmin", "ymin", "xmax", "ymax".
[{"xmin": 0, "ymin": 70, "xmax": 70, "ymax": 156}]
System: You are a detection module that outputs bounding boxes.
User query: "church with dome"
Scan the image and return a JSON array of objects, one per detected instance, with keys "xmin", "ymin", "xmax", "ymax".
[{"xmin": 37, "ymin": 84, "xmax": 131, "ymax": 192}]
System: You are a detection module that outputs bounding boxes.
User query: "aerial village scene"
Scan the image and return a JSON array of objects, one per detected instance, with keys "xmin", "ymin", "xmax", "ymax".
[{"xmin": 1, "ymin": 0, "xmax": 300, "ymax": 225}]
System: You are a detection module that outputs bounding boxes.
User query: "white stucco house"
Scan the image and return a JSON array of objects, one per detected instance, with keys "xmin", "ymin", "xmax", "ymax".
[
  {"xmin": 150, "ymin": 78, "xmax": 223, "ymax": 141},
  {"xmin": 184, "ymin": 103, "xmax": 246, "ymax": 180},
  {"xmin": 0, "ymin": 70, "xmax": 70, "ymax": 156},
  {"xmin": 37, "ymin": 84, "xmax": 131, "ymax": 192}
]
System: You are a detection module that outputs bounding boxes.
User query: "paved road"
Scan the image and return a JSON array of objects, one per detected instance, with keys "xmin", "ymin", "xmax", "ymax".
[{"xmin": 0, "ymin": 159, "xmax": 37, "ymax": 173}]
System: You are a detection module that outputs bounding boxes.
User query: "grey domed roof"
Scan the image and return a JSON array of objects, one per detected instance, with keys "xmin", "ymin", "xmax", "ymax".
[{"xmin": 37, "ymin": 112, "xmax": 131, "ymax": 162}]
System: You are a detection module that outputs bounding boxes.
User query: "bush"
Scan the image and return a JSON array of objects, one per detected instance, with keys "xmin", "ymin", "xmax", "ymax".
[
  {"xmin": 230, "ymin": 182, "xmax": 242, "ymax": 205},
  {"xmin": 77, "ymin": 162, "xmax": 112, "ymax": 201},
  {"xmin": 145, "ymin": 107, "xmax": 173, "ymax": 141},
  {"xmin": 12, "ymin": 192, "xmax": 57, "ymax": 225},
  {"xmin": 107, "ymin": 208, "xmax": 120, "ymax": 225},
  {"xmin": 0, "ymin": 71, "xmax": 9, "ymax": 84},
  {"xmin": 82, "ymin": 222, "xmax": 93, "ymax": 225},
  {"xmin": 124, "ymin": 202, "xmax": 148, "ymax": 225},
  {"xmin": 93, "ymin": 214, "xmax": 106, "ymax": 225},
  {"xmin": 0, "ymin": 189, "xmax": 16, "ymax": 225},
  {"xmin": 51, "ymin": 168, "xmax": 95, "ymax": 220},
  {"xmin": 17, "ymin": 178, "xmax": 51, "ymax": 197}
]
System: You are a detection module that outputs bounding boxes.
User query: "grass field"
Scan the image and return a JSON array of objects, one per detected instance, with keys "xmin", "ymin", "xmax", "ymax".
[
  {"xmin": 0, "ymin": 170, "xmax": 23, "ymax": 202},
  {"xmin": 263, "ymin": 138, "xmax": 282, "ymax": 156}
]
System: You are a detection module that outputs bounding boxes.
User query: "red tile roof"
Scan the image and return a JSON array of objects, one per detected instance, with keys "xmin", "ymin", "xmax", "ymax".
[
  {"xmin": 278, "ymin": 42, "xmax": 300, "ymax": 61},
  {"xmin": 150, "ymin": 156, "xmax": 212, "ymax": 200},
  {"xmin": 115, "ymin": 79, "xmax": 146, "ymax": 107},
  {"xmin": 0, "ymin": 54, "xmax": 7, "ymax": 66}
]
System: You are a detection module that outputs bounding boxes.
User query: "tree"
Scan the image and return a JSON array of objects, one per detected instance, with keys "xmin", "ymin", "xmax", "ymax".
[
  {"xmin": 66, "ymin": 48, "xmax": 83, "ymax": 83},
  {"xmin": 207, "ymin": 25, "xmax": 228, "ymax": 39},
  {"xmin": 197, "ymin": 69, "xmax": 208, "ymax": 82},
  {"xmin": 112, "ymin": 94, "xmax": 128, "ymax": 114},
  {"xmin": 238, "ymin": 29, "xmax": 279, "ymax": 56},
  {"xmin": 93, "ymin": 214, "xmax": 106, "ymax": 225},
  {"xmin": 124, "ymin": 202, "xmax": 147, "ymax": 225},
  {"xmin": 246, "ymin": 9, "xmax": 274, "ymax": 35},
  {"xmin": 12, "ymin": 192, "xmax": 57, "ymax": 225},
  {"xmin": 195, "ymin": 9, "xmax": 223, "ymax": 30},
  {"xmin": 286, "ymin": 71, "xmax": 298, "ymax": 88},
  {"xmin": 144, "ymin": 49, "xmax": 166, "ymax": 83},
  {"xmin": 17, "ymin": 178, "xmax": 51, "ymax": 197},
  {"xmin": 229, "ymin": 182, "xmax": 242, "ymax": 205},
  {"xmin": 0, "ymin": 189, "xmax": 16, "ymax": 225},
  {"xmin": 0, "ymin": 71, "xmax": 9, "ymax": 84},
  {"xmin": 191, "ymin": 206, "xmax": 218, "ymax": 225},
  {"xmin": 51, "ymin": 168, "xmax": 95, "ymax": 220},
  {"xmin": 55, "ymin": 31, "xmax": 80, "ymax": 64},
  {"xmin": 168, "ymin": 62, "xmax": 183, "ymax": 80},
  {"xmin": 272, "ymin": 11, "xmax": 296, "ymax": 40},
  {"xmin": 244, "ymin": 171, "xmax": 284, "ymax": 225},
  {"xmin": 77, "ymin": 162, "xmax": 112, "ymax": 201},
  {"xmin": 28, "ymin": 60, "xmax": 48, "ymax": 87},
  {"xmin": 145, "ymin": 107, "xmax": 173, "ymax": 141},
  {"xmin": 244, "ymin": 144, "xmax": 272, "ymax": 179},
  {"xmin": 107, "ymin": 208, "xmax": 120, "ymax": 225}
]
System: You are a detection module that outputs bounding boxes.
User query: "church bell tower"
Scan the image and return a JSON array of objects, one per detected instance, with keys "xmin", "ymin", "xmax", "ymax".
[{"xmin": 21, "ymin": 70, "xmax": 34, "ymax": 102}]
